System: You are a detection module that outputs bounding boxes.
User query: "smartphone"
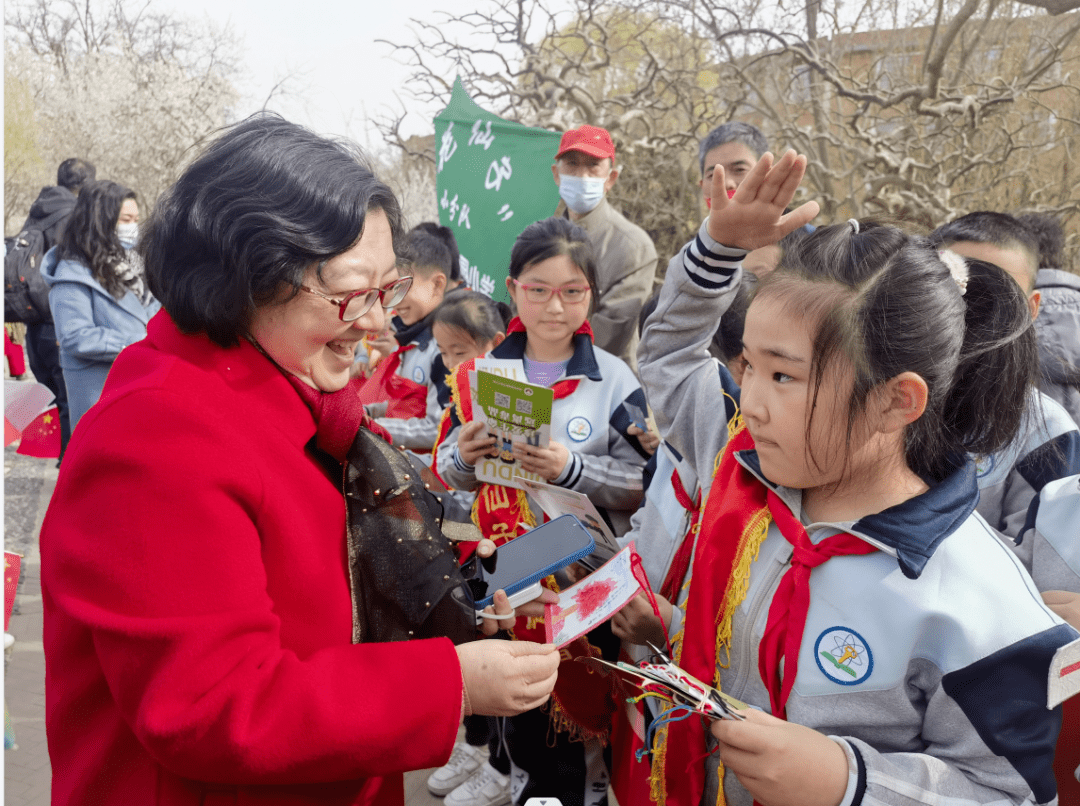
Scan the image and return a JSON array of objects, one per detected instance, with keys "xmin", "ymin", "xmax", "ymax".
[{"xmin": 460, "ymin": 515, "xmax": 596, "ymax": 610}]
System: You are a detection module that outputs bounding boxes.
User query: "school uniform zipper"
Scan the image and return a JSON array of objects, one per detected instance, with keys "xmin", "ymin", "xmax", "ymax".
[{"xmin": 730, "ymin": 539, "xmax": 793, "ymax": 701}]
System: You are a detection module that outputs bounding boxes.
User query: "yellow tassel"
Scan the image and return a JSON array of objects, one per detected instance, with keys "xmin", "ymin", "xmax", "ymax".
[
  {"xmin": 650, "ymin": 412, "xmax": 765, "ymax": 806},
  {"xmin": 517, "ymin": 489, "xmax": 538, "ymax": 529},
  {"xmin": 714, "ymin": 508, "xmax": 770, "ymax": 670}
]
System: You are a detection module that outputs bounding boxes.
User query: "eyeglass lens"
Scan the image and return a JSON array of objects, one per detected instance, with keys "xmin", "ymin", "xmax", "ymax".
[{"xmin": 341, "ymin": 278, "xmax": 412, "ymax": 321}]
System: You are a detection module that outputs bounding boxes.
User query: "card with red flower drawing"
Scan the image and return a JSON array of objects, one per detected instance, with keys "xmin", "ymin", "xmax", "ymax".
[{"xmin": 544, "ymin": 543, "xmax": 642, "ymax": 648}]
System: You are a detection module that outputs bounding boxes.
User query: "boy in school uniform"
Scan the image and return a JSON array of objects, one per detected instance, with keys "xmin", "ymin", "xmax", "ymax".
[{"xmin": 363, "ymin": 228, "xmax": 451, "ymax": 453}]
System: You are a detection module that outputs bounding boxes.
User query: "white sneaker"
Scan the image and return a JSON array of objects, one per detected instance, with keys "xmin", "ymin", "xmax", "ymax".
[
  {"xmin": 444, "ymin": 761, "xmax": 511, "ymax": 806},
  {"xmin": 428, "ymin": 742, "xmax": 488, "ymax": 796}
]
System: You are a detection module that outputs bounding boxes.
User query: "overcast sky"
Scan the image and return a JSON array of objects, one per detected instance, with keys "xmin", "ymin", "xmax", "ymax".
[{"xmin": 157, "ymin": 0, "xmax": 455, "ymax": 155}]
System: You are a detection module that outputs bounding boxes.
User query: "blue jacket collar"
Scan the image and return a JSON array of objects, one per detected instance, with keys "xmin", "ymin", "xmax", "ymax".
[
  {"xmin": 735, "ymin": 449, "xmax": 978, "ymax": 579},
  {"xmin": 491, "ymin": 330, "xmax": 602, "ymax": 381},
  {"xmin": 392, "ymin": 313, "xmax": 434, "ymax": 349}
]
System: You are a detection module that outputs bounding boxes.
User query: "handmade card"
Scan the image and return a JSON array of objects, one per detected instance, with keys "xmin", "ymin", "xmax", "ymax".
[
  {"xmin": 474, "ymin": 370, "xmax": 553, "ymax": 489},
  {"xmin": 544, "ymin": 544, "xmax": 642, "ymax": 648}
]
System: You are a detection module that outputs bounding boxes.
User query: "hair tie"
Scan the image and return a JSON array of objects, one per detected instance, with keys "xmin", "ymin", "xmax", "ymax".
[
  {"xmin": 848, "ymin": 218, "xmax": 859, "ymax": 235},
  {"xmin": 938, "ymin": 249, "xmax": 969, "ymax": 296}
]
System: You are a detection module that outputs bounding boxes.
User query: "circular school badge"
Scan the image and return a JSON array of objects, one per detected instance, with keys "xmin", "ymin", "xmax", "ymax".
[
  {"xmin": 412, "ymin": 366, "xmax": 426, "ymax": 384},
  {"xmin": 566, "ymin": 416, "xmax": 592, "ymax": 442},
  {"xmin": 814, "ymin": 627, "xmax": 873, "ymax": 686}
]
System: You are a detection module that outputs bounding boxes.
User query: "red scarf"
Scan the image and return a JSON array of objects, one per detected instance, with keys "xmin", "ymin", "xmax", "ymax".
[
  {"xmin": 659, "ymin": 466, "xmax": 702, "ymax": 603},
  {"xmin": 651, "ymin": 423, "xmax": 877, "ymax": 806},
  {"xmin": 286, "ymin": 375, "xmax": 392, "ymax": 462},
  {"xmin": 357, "ymin": 343, "xmax": 429, "ymax": 421},
  {"xmin": 758, "ymin": 491, "xmax": 878, "ymax": 719}
]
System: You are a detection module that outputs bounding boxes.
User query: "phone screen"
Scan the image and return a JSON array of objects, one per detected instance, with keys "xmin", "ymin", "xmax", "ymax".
[{"xmin": 462, "ymin": 515, "xmax": 595, "ymax": 609}]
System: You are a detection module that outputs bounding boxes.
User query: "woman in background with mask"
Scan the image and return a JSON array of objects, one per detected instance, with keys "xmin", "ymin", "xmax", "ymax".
[{"xmin": 42, "ymin": 179, "xmax": 160, "ymax": 432}]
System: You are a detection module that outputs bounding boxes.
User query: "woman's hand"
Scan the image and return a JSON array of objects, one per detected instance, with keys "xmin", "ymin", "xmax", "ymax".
[
  {"xmin": 710, "ymin": 708, "xmax": 848, "ymax": 806},
  {"xmin": 705, "ymin": 150, "xmax": 819, "ymax": 251},
  {"xmin": 456, "ymin": 637, "xmax": 560, "ymax": 716},
  {"xmin": 458, "ymin": 419, "xmax": 498, "ymax": 466},
  {"xmin": 512, "ymin": 438, "xmax": 570, "ymax": 482},
  {"xmin": 1043, "ymin": 590, "xmax": 1080, "ymax": 630},
  {"xmin": 611, "ymin": 591, "xmax": 672, "ymax": 648}
]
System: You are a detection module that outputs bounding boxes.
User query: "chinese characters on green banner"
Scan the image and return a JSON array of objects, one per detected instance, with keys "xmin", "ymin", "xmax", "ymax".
[{"xmin": 434, "ymin": 77, "xmax": 563, "ymax": 303}]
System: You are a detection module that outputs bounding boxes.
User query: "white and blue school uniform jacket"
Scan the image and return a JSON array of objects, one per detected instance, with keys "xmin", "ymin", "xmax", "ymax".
[
  {"xmin": 1027, "ymin": 474, "xmax": 1080, "ymax": 593},
  {"xmin": 640, "ymin": 219, "xmax": 1080, "ymax": 806},
  {"xmin": 976, "ymin": 389, "xmax": 1080, "ymax": 546},
  {"xmin": 374, "ymin": 315, "xmax": 443, "ymax": 452},
  {"xmin": 436, "ymin": 329, "xmax": 649, "ymax": 536}
]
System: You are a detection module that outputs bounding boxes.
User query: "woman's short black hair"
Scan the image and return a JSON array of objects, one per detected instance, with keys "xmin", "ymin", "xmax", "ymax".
[
  {"xmin": 142, "ymin": 113, "xmax": 404, "ymax": 347},
  {"xmin": 57, "ymin": 179, "xmax": 137, "ymax": 300}
]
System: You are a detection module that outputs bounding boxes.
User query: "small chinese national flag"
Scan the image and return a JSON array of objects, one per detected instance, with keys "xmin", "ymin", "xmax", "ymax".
[
  {"xmin": 16, "ymin": 406, "xmax": 61, "ymax": 458},
  {"xmin": 4, "ymin": 551, "xmax": 21, "ymax": 631}
]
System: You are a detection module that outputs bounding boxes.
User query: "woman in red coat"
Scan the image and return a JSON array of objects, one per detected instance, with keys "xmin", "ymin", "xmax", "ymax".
[{"xmin": 39, "ymin": 114, "xmax": 559, "ymax": 806}]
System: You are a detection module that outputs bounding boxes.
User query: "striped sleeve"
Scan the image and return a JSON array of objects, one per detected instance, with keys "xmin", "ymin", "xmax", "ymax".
[{"xmin": 682, "ymin": 226, "xmax": 747, "ymax": 290}]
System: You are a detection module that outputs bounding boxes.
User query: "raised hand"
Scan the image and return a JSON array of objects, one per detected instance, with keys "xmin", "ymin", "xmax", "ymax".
[{"xmin": 706, "ymin": 150, "xmax": 819, "ymax": 251}]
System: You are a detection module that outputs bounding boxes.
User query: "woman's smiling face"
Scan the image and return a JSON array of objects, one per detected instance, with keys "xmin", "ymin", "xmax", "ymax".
[{"xmin": 248, "ymin": 208, "xmax": 398, "ymax": 392}]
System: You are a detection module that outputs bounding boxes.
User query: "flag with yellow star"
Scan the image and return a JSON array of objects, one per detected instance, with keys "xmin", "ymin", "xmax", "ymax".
[
  {"xmin": 4, "ymin": 551, "xmax": 21, "ymax": 631},
  {"xmin": 16, "ymin": 406, "xmax": 60, "ymax": 458}
]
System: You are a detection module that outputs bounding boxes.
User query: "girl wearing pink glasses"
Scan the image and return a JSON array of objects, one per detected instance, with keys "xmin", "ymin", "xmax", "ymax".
[{"xmin": 434, "ymin": 216, "xmax": 649, "ymax": 806}]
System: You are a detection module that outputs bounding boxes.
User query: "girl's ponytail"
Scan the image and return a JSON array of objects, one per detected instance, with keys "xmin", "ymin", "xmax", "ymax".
[
  {"xmin": 763, "ymin": 223, "xmax": 1039, "ymax": 483},
  {"xmin": 940, "ymin": 258, "xmax": 1039, "ymax": 459}
]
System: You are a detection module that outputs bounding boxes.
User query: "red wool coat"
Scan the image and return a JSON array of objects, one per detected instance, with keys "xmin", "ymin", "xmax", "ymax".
[{"xmin": 41, "ymin": 312, "xmax": 463, "ymax": 805}]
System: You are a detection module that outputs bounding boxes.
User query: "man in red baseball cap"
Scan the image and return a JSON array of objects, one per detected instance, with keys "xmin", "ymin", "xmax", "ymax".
[{"xmin": 551, "ymin": 125, "xmax": 657, "ymax": 371}]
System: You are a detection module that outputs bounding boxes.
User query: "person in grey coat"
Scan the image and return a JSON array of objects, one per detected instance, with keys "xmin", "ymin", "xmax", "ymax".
[{"xmin": 42, "ymin": 180, "xmax": 160, "ymax": 430}]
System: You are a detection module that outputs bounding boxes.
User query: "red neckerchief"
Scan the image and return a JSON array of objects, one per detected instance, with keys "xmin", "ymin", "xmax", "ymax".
[
  {"xmin": 758, "ymin": 491, "xmax": 878, "ymax": 718},
  {"xmin": 653, "ymin": 424, "xmax": 877, "ymax": 805},
  {"xmin": 357, "ymin": 343, "xmax": 429, "ymax": 421},
  {"xmin": 659, "ymin": 466, "xmax": 702, "ymax": 602}
]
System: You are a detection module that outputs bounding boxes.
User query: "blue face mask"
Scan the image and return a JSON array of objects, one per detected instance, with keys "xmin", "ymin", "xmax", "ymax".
[
  {"xmin": 116, "ymin": 222, "xmax": 139, "ymax": 248},
  {"xmin": 558, "ymin": 174, "xmax": 607, "ymax": 215}
]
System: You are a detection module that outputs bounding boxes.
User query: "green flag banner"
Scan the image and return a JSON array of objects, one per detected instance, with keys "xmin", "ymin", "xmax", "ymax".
[{"xmin": 434, "ymin": 77, "xmax": 563, "ymax": 303}]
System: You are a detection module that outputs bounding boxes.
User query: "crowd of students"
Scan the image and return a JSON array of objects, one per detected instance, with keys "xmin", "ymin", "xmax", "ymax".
[{"xmin": 358, "ymin": 125, "xmax": 1080, "ymax": 806}]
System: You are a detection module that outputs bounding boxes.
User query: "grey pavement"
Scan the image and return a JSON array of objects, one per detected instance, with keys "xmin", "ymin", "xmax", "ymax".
[
  {"xmin": 1, "ymin": 442, "xmax": 447, "ymax": 806},
  {"xmin": 5, "ymin": 444, "xmax": 56, "ymax": 806}
]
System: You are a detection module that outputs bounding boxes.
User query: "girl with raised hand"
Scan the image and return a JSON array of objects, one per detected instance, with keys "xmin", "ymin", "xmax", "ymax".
[{"xmin": 637, "ymin": 152, "xmax": 1079, "ymax": 806}]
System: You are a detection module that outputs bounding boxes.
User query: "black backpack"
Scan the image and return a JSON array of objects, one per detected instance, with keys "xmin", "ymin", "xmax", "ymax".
[{"xmin": 4, "ymin": 207, "xmax": 67, "ymax": 324}]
